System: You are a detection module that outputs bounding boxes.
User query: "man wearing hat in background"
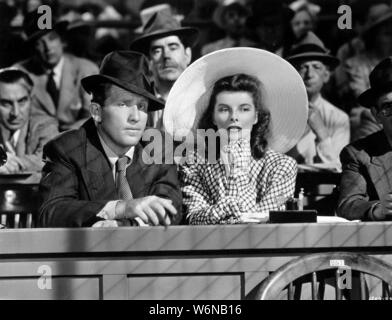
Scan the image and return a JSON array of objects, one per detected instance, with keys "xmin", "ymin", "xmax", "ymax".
[
  {"xmin": 201, "ymin": 0, "xmax": 259, "ymax": 56},
  {"xmin": 338, "ymin": 57, "xmax": 392, "ymax": 221},
  {"xmin": 14, "ymin": 10, "xmax": 98, "ymax": 132},
  {"xmin": 286, "ymin": 32, "xmax": 350, "ymax": 170},
  {"xmin": 340, "ymin": 4, "xmax": 392, "ymax": 141},
  {"xmin": 129, "ymin": 11, "xmax": 199, "ymax": 130},
  {"xmin": 39, "ymin": 51, "xmax": 181, "ymax": 228},
  {"xmin": 0, "ymin": 67, "xmax": 58, "ymax": 174}
]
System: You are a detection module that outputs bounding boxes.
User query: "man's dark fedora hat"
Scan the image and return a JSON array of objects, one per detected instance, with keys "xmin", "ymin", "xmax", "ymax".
[
  {"xmin": 23, "ymin": 10, "xmax": 69, "ymax": 43},
  {"xmin": 358, "ymin": 57, "xmax": 392, "ymax": 108},
  {"xmin": 286, "ymin": 32, "xmax": 340, "ymax": 69},
  {"xmin": 81, "ymin": 51, "xmax": 164, "ymax": 112},
  {"xmin": 129, "ymin": 11, "xmax": 199, "ymax": 55}
]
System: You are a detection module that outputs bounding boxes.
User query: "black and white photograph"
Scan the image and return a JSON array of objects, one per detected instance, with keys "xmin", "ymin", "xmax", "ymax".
[{"xmin": 0, "ymin": 0, "xmax": 392, "ymax": 305}]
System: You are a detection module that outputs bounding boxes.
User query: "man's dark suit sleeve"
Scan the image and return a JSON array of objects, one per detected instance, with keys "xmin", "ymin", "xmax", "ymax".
[
  {"xmin": 148, "ymin": 164, "xmax": 183, "ymax": 225},
  {"xmin": 337, "ymin": 146, "xmax": 377, "ymax": 220},
  {"xmin": 38, "ymin": 141, "xmax": 106, "ymax": 228}
]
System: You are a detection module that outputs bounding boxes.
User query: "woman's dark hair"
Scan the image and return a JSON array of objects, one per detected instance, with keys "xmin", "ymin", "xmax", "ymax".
[{"xmin": 198, "ymin": 73, "xmax": 270, "ymax": 160}]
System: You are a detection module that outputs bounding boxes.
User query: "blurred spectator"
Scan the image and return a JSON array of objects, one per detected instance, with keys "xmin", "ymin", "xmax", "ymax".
[
  {"xmin": 276, "ymin": 0, "xmax": 320, "ymax": 57},
  {"xmin": 129, "ymin": 11, "xmax": 199, "ymax": 129},
  {"xmin": 0, "ymin": 67, "xmax": 58, "ymax": 173},
  {"xmin": 286, "ymin": 32, "xmax": 350, "ymax": 170},
  {"xmin": 0, "ymin": 2, "xmax": 27, "ymax": 67},
  {"xmin": 340, "ymin": 6, "xmax": 392, "ymax": 141},
  {"xmin": 14, "ymin": 10, "xmax": 98, "ymax": 131},
  {"xmin": 201, "ymin": 0, "xmax": 258, "ymax": 55}
]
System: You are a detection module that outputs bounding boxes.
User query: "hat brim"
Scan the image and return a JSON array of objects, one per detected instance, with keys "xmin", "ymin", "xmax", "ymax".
[
  {"xmin": 362, "ymin": 11, "xmax": 392, "ymax": 35},
  {"xmin": 287, "ymin": 53, "xmax": 340, "ymax": 69},
  {"xmin": 129, "ymin": 27, "xmax": 199, "ymax": 55},
  {"xmin": 163, "ymin": 47, "xmax": 308, "ymax": 154},
  {"xmin": 81, "ymin": 74, "xmax": 164, "ymax": 112},
  {"xmin": 26, "ymin": 20, "xmax": 69, "ymax": 43},
  {"xmin": 358, "ymin": 82, "xmax": 392, "ymax": 108}
]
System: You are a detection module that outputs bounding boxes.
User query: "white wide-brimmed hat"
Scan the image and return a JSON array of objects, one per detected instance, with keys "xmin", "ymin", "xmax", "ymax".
[{"xmin": 163, "ymin": 47, "xmax": 308, "ymax": 154}]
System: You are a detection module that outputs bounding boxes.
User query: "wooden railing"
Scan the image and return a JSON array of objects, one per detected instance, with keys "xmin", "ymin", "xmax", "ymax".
[{"xmin": 0, "ymin": 222, "xmax": 391, "ymax": 299}]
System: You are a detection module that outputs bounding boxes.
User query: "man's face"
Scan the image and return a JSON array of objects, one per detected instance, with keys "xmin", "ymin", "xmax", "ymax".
[
  {"xmin": 373, "ymin": 91, "xmax": 392, "ymax": 136},
  {"xmin": 222, "ymin": 7, "xmax": 247, "ymax": 37},
  {"xmin": 34, "ymin": 31, "xmax": 64, "ymax": 68},
  {"xmin": 94, "ymin": 85, "xmax": 148, "ymax": 154},
  {"xmin": 0, "ymin": 81, "xmax": 31, "ymax": 132},
  {"xmin": 291, "ymin": 10, "xmax": 313, "ymax": 39},
  {"xmin": 297, "ymin": 60, "xmax": 330, "ymax": 99},
  {"xmin": 149, "ymin": 35, "xmax": 191, "ymax": 83}
]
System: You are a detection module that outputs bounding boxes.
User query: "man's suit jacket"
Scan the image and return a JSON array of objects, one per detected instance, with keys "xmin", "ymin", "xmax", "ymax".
[
  {"xmin": 0, "ymin": 113, "xmax": 59, "ymax": 172},
  {"xmin": 38, "ymin": 118, "xmax": 182, "ymax": 227},
  {"xmin": 15, "ymin": 54, "xmax": 98, "ymax": 131},
  {"xmin": 337, "ymin": 130, "xmax": 392, "ymax": 220}
]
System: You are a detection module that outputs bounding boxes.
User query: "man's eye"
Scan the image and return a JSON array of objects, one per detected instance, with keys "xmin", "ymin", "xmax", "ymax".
[{"xmin": 138, "ymin": 102, "xmax": 148, "ymax": 111}]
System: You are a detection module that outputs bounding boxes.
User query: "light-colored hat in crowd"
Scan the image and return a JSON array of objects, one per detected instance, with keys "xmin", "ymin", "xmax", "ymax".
[
  {"xmin": 212, "ymin": 0, "xmax": 251, "ymax": 30},
  {"xmin": 163, "ymin": 47, "xmax": 308, "ymax": 154},
  {"xmin": 362, "ymin": 7, "xmax": 392, "ymax": 35}
]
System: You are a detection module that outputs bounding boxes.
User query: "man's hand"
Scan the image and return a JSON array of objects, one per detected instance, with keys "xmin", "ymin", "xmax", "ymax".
[
  {"xmin": 115, "ymin": 196, "xmax": 177, "ymax": 226},
  {"xmin": 308, "ymin": 103, "xmax": 328, "ymax": 141},
  {"xmin": 0, "ymin": 153, "xmax": 23, "ymax": 174},
  {"xmin": 372, "ymin": 194, "xmax": 392, "ymax": 220},
  {"xmin": 224, "ymin": 139, "xmax": 251, "ymax": 174}
]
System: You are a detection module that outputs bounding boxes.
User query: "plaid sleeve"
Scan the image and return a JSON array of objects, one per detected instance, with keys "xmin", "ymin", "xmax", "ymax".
[
  {"xmin": 255, "ymin": 154, "xmax": 297, "ymax": 214},
  {"xmin": 180, "ymin": 160, "xmax": 241, "ymax": 225}
]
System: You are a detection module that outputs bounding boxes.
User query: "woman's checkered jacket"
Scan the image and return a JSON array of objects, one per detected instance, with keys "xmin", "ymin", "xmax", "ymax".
[{"xmin": 180, "ymin": 148, "xmax": 297, "ymax": 224}]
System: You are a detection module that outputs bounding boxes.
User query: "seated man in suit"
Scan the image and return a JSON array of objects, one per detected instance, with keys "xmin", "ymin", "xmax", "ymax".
[
  {"xmin": 286, "ymin": 32, "xmax": 350, "ymax": 170},
  {"xmin": 338, "ymin": 57, "xmax": 392, "ymax": 221},
  {"xmin": 38, "ymin": 51, "xmax": 182, "ymax": 227},
  {"xmin": 0, "ymin": 67, "xmax": 58, "ymax": 173},
  {"xmin": 15, "ymin": 10, "xmax": 98, "ymax": 131}
]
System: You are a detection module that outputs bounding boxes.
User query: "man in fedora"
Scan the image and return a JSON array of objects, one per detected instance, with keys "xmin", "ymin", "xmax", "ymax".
[
  {"xmin": 286, "ymin": 32, "xmax": 350, "ymax": 169},
  {"xmin": 14, "ymin": 10, "xmax": 98, "ymax": 132},
  {"xmin": 339, "ymin": 5, "xmax": 392, "ymax": 141},
  {"xmin": 0, "ymin": 67, "xmax": 58, "ymax": 174},
  {"xmin": 38, "ymin": 51, "xmax": 182, "ymax": 228},
  {"xmin": 129, "ymin": 11, "xmax": 199, "ymax": 129},
  {"xmin": 338, "ymin": 57, "xmax": 392, "ymax": 221}
]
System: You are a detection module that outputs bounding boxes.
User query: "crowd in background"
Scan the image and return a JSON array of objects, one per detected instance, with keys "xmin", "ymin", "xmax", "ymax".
[{"xmin": 2, "ymin": 0, "xmax": 392, "ymax": 226}]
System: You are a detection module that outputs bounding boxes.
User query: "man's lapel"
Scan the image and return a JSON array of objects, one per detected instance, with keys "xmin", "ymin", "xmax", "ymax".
[
  {"xmin": 369, "ymin": 132, "xmax": 392, "ymax": 196},
  {"xmin": 80, "ymin": 120, "xmax": 117, "ymax": 200}
]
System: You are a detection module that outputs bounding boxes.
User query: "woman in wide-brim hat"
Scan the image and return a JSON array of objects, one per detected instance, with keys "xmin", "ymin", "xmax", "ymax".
[{"xmin": 163, "ymin": 47, "xmax": 308, "ymax": 224}]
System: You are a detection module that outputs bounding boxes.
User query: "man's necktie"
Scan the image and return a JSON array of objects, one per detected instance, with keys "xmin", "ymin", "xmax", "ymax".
[
  {"xmin": 46, "ymin": 70, "xmax": 59, "ymax": 106},
  {"xmin": 115, "ymin": 156, "xmax": 133, "ymax": 200}
]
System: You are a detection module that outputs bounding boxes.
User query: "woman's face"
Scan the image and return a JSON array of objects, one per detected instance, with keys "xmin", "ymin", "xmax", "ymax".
[
  {"xmin": 291, "ymin": 9, "xmax": 313, "ymax": 39},
  {"xmin": 212, "ymin": 91, "xmax": 258, "ymax": 141}
]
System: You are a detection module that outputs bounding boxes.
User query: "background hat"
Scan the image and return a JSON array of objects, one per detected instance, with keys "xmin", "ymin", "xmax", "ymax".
[
  {"xmin": 358, "ymin": 57, "xmax": 392, "ymax": 108},
  {"xmin": 129, "ymin": 11, "xmax": 199, "ymax": 55},
  {"xmin": 163, "ymin": 47, "xmax": 308, "ymax": 154},
  {"xmin": 212, "ymin": 0, "xmax": 251, "ymax": 29},
  {"xmin": 23, "ymin": 10, "xmax": 69, "ymax": 43},
  {"xmin": 285, "ymin": 32, "xmax": 340, "ymax": 69},
  {"xmin": 362, "ymin": 7, "xmax": 392, "ymax": 35},
  {"xmin": 81, "ymin": 51, "xmax": 164, "ymax": 112}
]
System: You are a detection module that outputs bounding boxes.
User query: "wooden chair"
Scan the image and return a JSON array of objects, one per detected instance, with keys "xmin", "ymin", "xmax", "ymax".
[
  {"xmin": 0, "ymin": 185, "xmax": 41, "ymax": 228},
  {"xmin": 256, "ymin": 252, "xmax": 392, "ymax": 300}
]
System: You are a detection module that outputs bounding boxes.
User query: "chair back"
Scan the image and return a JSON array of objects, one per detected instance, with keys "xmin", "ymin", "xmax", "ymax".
[{"xmin": 256, "ymin": 252, "xmax": 392, "ymax": 300}]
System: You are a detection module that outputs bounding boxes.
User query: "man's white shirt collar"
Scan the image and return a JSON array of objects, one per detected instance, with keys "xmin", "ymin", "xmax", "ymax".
[
  {"xmin": 97, "ymin": 130, "xmax": 135, "ymax": 179},
  {"xmin": 52, "ymin": 56, "xmax": 64, "ymax": 88}
]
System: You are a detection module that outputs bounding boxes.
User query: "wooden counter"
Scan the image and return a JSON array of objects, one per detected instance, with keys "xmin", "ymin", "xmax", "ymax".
[{"xmin": 0, "ymin": 222, "xmax": 391, "ymax": 299}]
